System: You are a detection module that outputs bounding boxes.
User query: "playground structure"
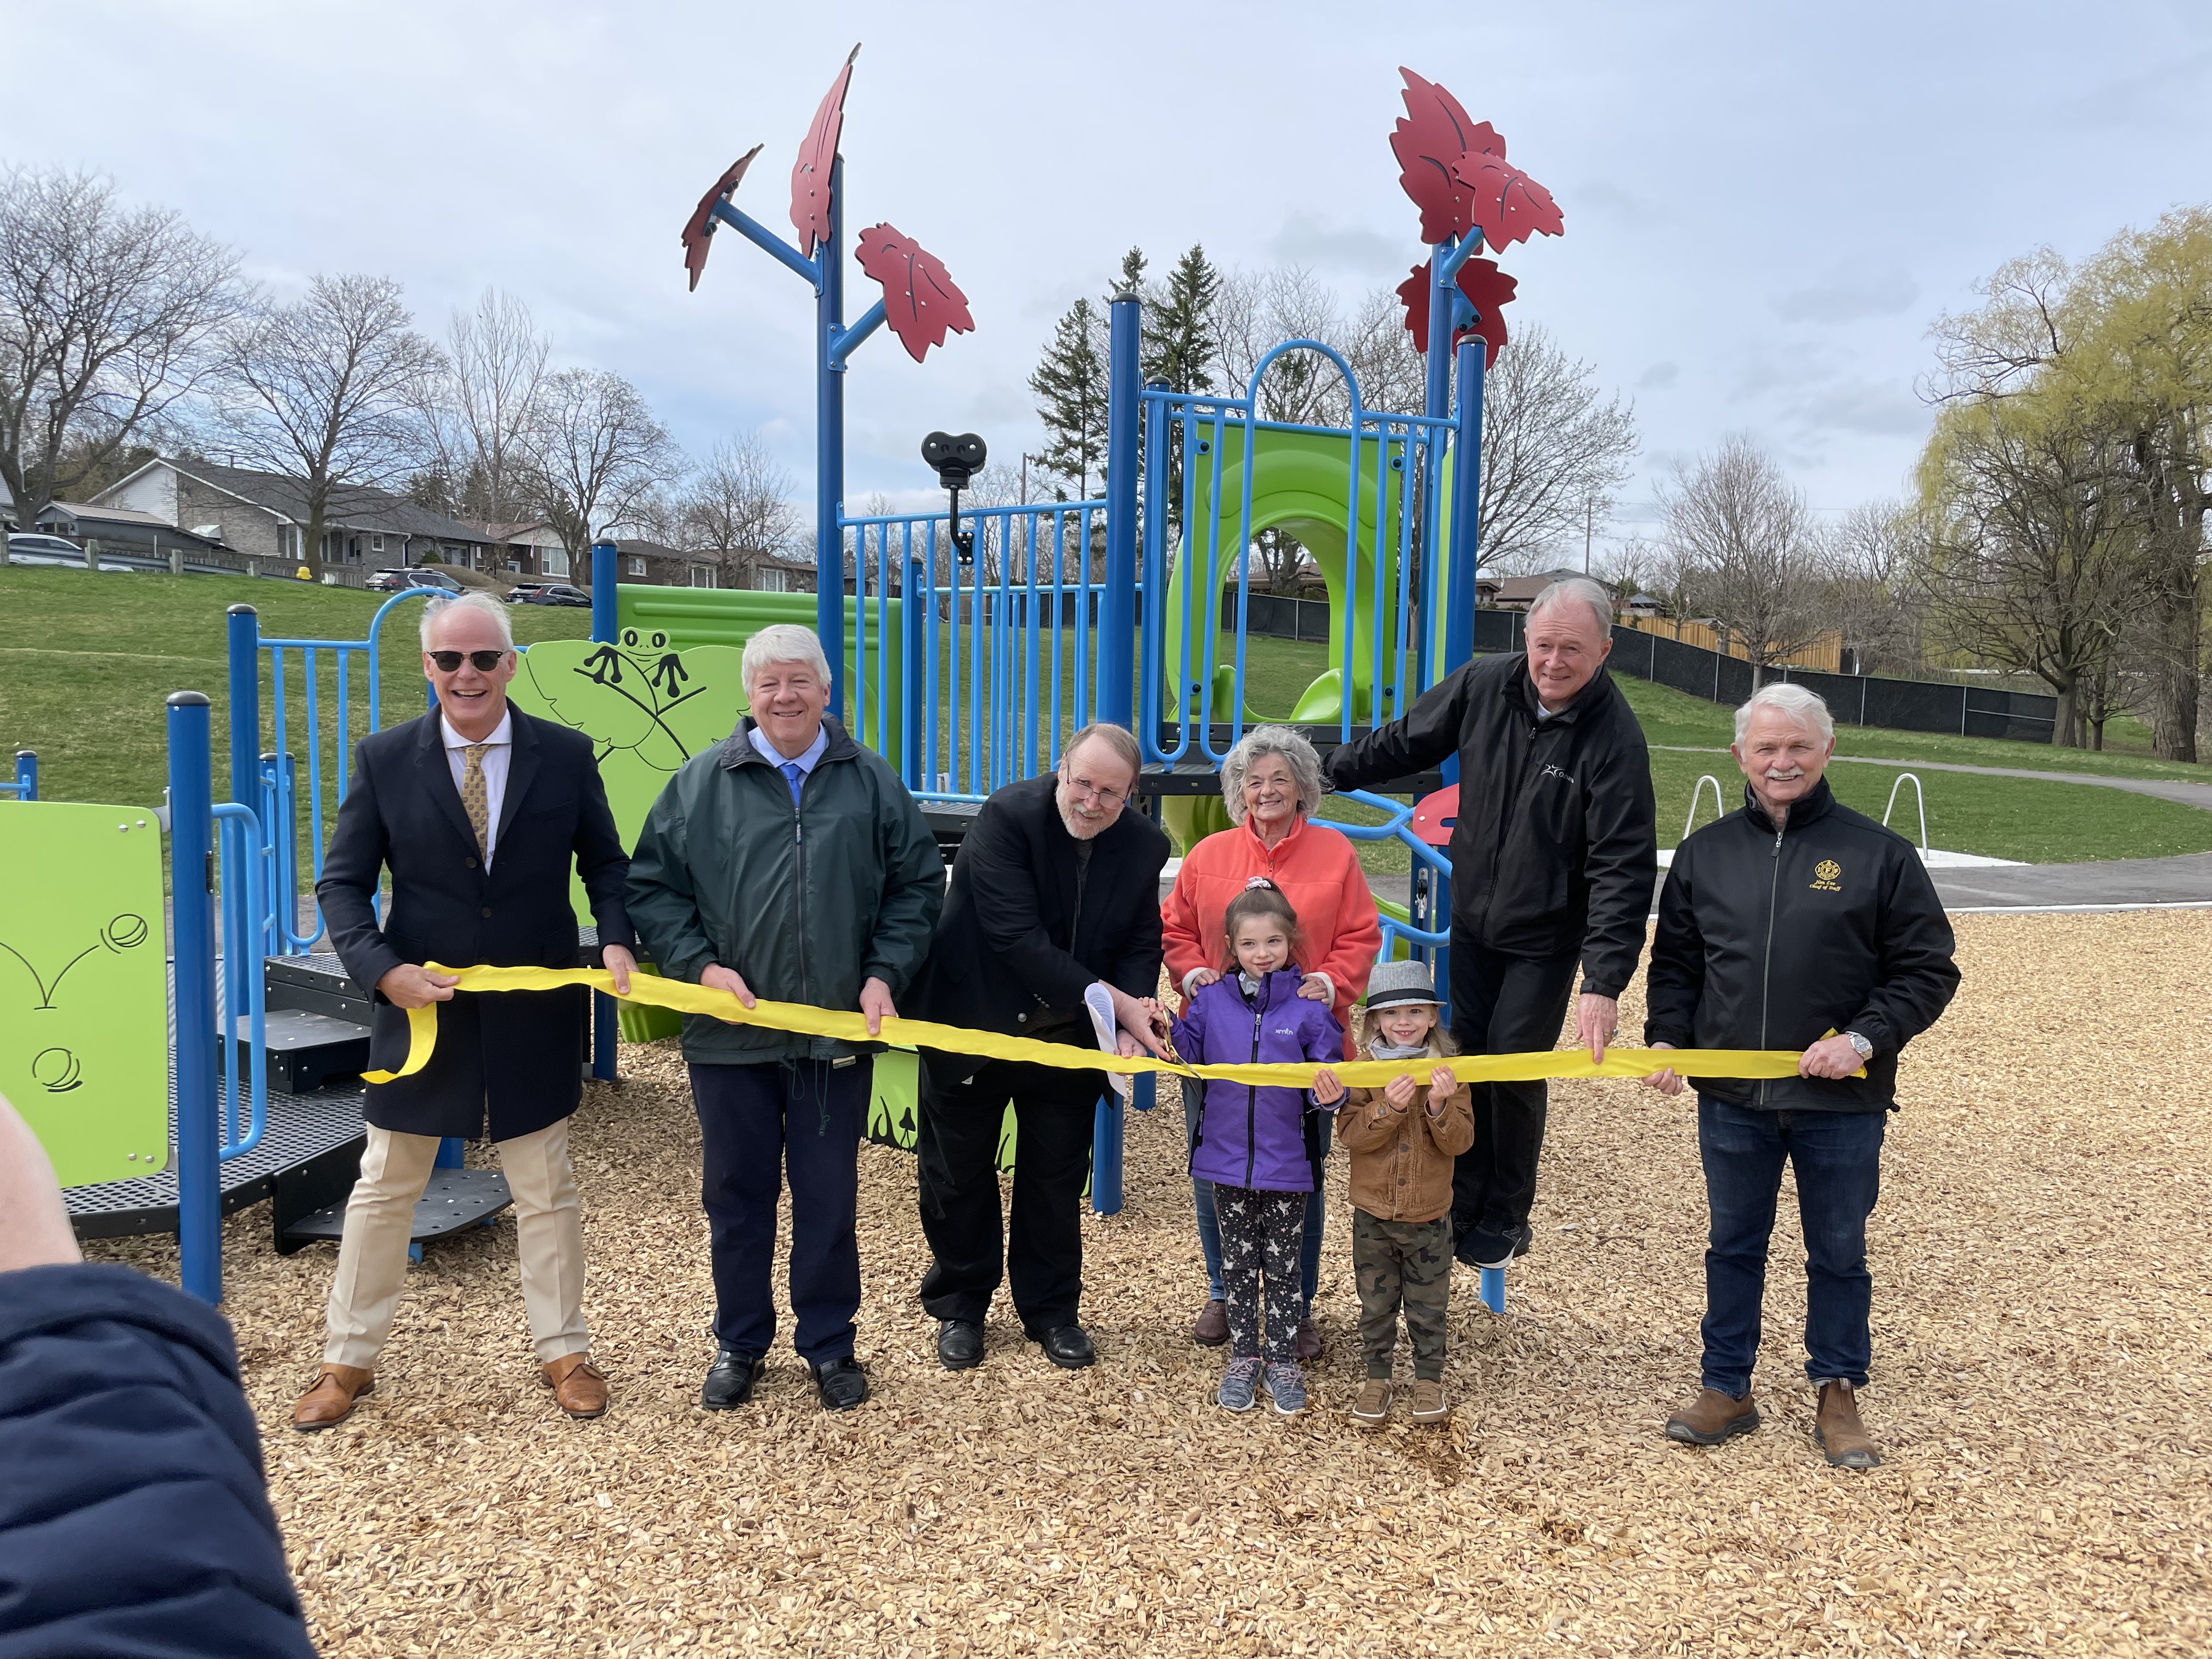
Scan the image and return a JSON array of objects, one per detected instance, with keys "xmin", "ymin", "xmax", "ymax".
[{"xmin": 8, "ymin": 59, "xmax": 1562, "ymax": 1310}]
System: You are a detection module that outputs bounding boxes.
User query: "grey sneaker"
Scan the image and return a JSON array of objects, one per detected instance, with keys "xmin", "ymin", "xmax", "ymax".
[
  {"xmin": 1217, "ymin": 1357, "xmax": 1263, "ymax": 1413},
  {"xmin": 1263, "ymin": 1361, "xmax": 1308, "ymax": 1415}
]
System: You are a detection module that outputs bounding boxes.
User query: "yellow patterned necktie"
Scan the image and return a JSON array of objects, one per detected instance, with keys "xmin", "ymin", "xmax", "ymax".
[{"xmin": 460, "ymin": 743, "xmax": 490, "ymax": 860}]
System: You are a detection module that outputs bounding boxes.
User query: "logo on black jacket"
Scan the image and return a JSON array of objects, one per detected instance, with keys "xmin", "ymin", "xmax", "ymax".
[
  {"xmin": 1541, "ymin": 764, "xmax": 1573, "ymax": 783},
  {"xmin": 1810, "ymin": 858, "xmax": 1842, "ymax": 892}
]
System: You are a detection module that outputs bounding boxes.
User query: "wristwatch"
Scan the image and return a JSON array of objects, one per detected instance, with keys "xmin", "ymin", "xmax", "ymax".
[{"xmin": 1843, "ymin": 1031, "xmax": 1874, "ymax": 1060}]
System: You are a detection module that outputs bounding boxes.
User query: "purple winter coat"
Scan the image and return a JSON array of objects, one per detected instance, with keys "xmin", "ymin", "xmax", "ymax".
[{"xmin": 1173, "ymin": 967, "xmax": 1345, "ymax": 1193}]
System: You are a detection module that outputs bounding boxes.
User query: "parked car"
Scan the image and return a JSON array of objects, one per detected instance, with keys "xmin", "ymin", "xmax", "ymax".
[
  {"xmin": 514, "ymin": 583, "xmax": 592, "ymax": 608},
  {"xmin": 364, "ymin": 567, "xmax": 462, "ymax": 594},
  {"xmin": 7, "ymin": 533, "xmax": 89, "ymax": 565},
  {"xmin": 503, "ymin": 582, "xmax": 548, "ymax": 602}
]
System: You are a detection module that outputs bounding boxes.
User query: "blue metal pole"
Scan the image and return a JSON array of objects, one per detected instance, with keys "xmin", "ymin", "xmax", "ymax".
[
  {"xmin": 1099, "ymin": 296, "xmax": 1141, "ymax": 729},
  {"xmin": 225, "ymin": 605, "xmax": 259, "ymax": 806},
  {"xmin": 1444, "ymin": 337, "xmax": 1484, "ymax": 678},
  {"xmin": 816, "ymin": 156, "xmax": 848, "ymax": 718},
  {"xmin": 1479, "ymin": 1265, "xmax": 1505, "ymax": 1313},
  {"xmin": 436, "ymin": 1137, "xmax": 465, "ymax": 1169},
  {"xmin": 587, "ymin": 535, "xmax": 621, "ymax": 1076},
  {"xmin": 10, "ymin": 749, "xmax": 32, "ymax": 801},
  {"xmin": 168, "ymin": 691, "xmax": 222, "ymax": 1304},
  {"xmin": 1090, "ymin": 1093, "xmax": 1123, "ymax": 1216},
  {"xmin": 901, "ymin": 548, "xmax": 926, "ymax": 789},
  {"xmin": 591, "ymin": 539, "xmax": 619, "ymax": 645}
]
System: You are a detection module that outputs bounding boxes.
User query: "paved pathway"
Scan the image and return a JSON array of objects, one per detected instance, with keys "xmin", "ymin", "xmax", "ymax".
[{"xmin": 1651, "ymin": 745, "xmax": 2212, "ymax": 812}]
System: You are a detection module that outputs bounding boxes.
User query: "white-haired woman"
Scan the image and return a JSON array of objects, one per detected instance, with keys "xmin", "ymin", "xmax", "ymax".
[{"xmin": 1160, "ymin": 725, "xmax": 1381, "ymax": 1358}]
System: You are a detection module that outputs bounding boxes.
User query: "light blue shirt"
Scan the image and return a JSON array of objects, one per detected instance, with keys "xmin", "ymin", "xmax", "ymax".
[{"xmin": 749, "ymin": 720, "xmax": 829, "ymax": 803}]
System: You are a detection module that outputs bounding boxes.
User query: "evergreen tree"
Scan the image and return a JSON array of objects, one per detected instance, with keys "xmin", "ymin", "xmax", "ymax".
[
  {"xmin": 1109, "ymin": 246, "xmax": 1148, "ymax": 302},
  {"xmin": 1144, "ymin": 244, "xmax": 1219, "ymax": 396},
  {"xmin": 1029, "ymin": 296, "xmax": 1109, "ymax": 502}
]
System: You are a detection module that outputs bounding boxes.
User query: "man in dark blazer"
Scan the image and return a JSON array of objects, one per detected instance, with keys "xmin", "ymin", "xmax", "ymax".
[
  {"xmin": 913, "ymin": 723, "xmax": 1171, "ymax": 1373},
  {"xmin": 293, "ymin": 591, "xmax": 637, "ymax": 1432}
]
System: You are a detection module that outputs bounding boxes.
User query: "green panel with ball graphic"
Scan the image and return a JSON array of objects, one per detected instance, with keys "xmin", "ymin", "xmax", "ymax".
[{"xmin": 0, "ymin": 803, "xmax": 170, "ymax": 1187}]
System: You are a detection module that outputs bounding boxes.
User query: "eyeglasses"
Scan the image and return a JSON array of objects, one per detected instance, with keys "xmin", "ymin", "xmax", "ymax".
[
  {"xmin": 1062, "ymin": 775, "xmax": 1129, "ymax": 810},
  {"xmin": 428, "ymin": 650, "xmax": 510, "ymax": 673}
]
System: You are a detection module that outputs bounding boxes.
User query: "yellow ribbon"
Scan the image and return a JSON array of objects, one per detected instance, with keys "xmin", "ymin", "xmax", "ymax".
[{"xmin": 362, "ymin": 964, "xmax": 1830, "ymax": 1089}]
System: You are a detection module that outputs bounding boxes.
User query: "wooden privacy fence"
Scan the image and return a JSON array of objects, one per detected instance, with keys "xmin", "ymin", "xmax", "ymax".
[{"xmin": 1617, "ymin": 614, "xmax": 1844, "ymax": 674}]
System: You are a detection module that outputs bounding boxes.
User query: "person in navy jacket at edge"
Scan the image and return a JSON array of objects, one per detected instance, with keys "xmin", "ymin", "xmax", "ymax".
[{"xmin": 0, "ymin": 1091, "xmax": 320, "ymax": 1658}]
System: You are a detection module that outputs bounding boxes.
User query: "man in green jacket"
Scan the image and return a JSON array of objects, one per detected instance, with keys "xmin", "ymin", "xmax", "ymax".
[{"xmin": 627, "ymin": 625, "xmax": 944, "ymax": 1413}]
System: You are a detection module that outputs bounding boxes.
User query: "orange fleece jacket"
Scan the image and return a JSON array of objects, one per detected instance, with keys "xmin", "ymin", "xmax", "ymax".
[{"xmin": 1160, "ymin": 814, "xmax": 1383, "ymax": 1058}]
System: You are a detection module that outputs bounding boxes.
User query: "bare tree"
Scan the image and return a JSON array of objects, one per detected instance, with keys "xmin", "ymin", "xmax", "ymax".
[
  {"xmin": 1344, "ymin": 284, "xmax": 1427, "ymax": 417},
  {"xmin": 526, "ymin": 366, "xmax": 681, "ymax": 573},
  {"xmin": 1658, "ymin": 437, "xmax": 1831, "ymax": 687},
  {"xmin": 213, "ymin": 273, "xmax": 442, "ymax": 579},
  {"xmin": 0, "ymin": 167, "xmax": 242, "ymax": 561},
  {"xmin": 1474, "ymin": 324, "xmax": 1638, "ymax": 575},
  {"xmin": 1826, "ymin": 501, "xmax": 1924, "ymax": 676},
  {"xmin": 1912, "ymin": 396, "xmax": 2136, "ymax": 747},
  {"xmin": 419, "ymin": 287, "xmax": 549, "ymax": 526},
  {"xmin": 676, "ymin": 432, "xmax": 799, "ymax": 589}
]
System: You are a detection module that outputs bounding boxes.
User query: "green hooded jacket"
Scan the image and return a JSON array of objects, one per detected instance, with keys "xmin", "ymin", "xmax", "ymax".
[{"xmin": 625, "ymin": 718, "xmax": 945, "ymax": 1064}]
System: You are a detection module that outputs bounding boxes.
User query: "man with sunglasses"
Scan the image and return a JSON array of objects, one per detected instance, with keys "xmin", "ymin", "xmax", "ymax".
[
  {"xmin": 295, "ymin": 590, "xmax": 638, "ymax": 1431},
  {"xmin": 910, "ymin": 724, "xmax": 1172, "ymax": 1372}
]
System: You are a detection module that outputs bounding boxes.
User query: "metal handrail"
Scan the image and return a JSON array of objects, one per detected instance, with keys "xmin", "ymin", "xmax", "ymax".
[
  {"xmin": 211, "ymin": 801, "xmax": 269, "ymax": 1161},
  {"xmin": 1682, "ymin": 774, "xmax": 1726, "ymax": 843},
  {"xmin": 1882, "ymin": 772, "xmax": 1929, "ymax": 854}
]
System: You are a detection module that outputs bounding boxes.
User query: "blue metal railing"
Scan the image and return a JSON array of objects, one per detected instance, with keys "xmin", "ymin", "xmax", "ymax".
[
  {"xmin": 211, "ymin": 800, "xmax": 269, "ymax": 1164},
  {"xmin": 843, "ymin": 500, "xmax": 1114, "ymax": 801},
  {"xmin": 0, "ymin": 750, "xmax": 34, "ymax": 800},
  {"xmin": 1141, "ymin": 343, "xmax": 1455, "ymax": 769}
]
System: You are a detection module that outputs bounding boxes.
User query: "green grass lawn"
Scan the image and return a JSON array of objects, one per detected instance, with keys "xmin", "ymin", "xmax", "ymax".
[{"xmin": 3, "ymin": 566, "xmax": 2205, "ymax": 869}]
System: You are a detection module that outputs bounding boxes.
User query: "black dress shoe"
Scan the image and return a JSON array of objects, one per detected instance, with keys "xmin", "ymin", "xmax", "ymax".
[
  {"xmin": 938, "ymin": 1319, "xmax": 985, "ymax": 1370},
  {"xmin": 811, "ymin": 1355, "xmax": 869, "ymax": 1411},
  {"xmin": 702, "ymin": 1349, "xmax": 765, "ymax": 1410},
  {"xmin": 1025, "ymin": 1324, "xmax": 1096, "ymax": 1369}
]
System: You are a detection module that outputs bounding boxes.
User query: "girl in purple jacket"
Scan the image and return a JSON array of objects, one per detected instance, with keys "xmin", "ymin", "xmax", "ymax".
[{"xmin": 1171, "ymin": 880, "xmax": 1344, "ymax": 1415}]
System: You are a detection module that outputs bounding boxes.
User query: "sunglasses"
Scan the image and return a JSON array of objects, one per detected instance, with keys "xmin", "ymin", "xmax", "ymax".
[{"xmin": 428, "ymin": 650, "xmax": 510, "ymax": 673}]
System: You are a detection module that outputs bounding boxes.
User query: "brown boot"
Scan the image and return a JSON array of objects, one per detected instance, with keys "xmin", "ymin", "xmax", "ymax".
[
  {"xmin": 1192, "ymin": 1299, "xmax": 1228, "ymax": 1346},
  {"xmin": 543, "ymin": 1352, "xmax": 610, "ymax": 1419},
  {"xmin": 1814, "ymin": 1381, "xmax": 1881, "ymax": 1469},
  {"xmin": 1294, "ymin": 1315, "xmax": 1323, "ymax": 1364},
  {"xmin": 291, "ymin": 1364, "xmax": 374, "ymax": 1432},
  {"xmin": 1664, "ymin": 1387, "xmax": 1759, "ymax": 1446}
]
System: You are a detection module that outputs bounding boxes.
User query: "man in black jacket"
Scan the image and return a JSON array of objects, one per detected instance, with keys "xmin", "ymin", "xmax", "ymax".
[
  {"xmin": 298, "ymin": 591, "xmax": 637, "ymax": 1431},
  {"xmin": 1324, "ymin": 577, "xmax": 1656, "ymax": 1270},
  {"xmin": 913, "ymin": 724, "xmax": 1172, "ymax": 1372},
  {"xmin": 1643, "ymin": 683, "xmax": 1959, "ymax": 1470}
]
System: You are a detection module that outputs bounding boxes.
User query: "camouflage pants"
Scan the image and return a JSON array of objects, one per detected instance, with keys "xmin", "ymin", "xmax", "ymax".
[{"xmin": 1353, "ymin": 1209, "xmax": 1452, "ymax": 1381}]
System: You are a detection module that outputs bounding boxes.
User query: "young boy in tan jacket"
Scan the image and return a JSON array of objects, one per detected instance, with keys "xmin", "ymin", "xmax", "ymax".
[{"xmin": 1313, "ymin": 958, "xmax": 1473, "ymax": 1425}]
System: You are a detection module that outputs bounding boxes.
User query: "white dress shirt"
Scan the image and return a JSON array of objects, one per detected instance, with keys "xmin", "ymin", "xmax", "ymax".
[{"xmin": 442, "ymin": 708, "xmax": 512, "ymax": 868}]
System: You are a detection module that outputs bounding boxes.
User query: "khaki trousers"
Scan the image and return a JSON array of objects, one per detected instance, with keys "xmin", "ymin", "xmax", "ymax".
[{"xmin": 323, "ymin": 1119, "xmax": 590, "ymax": 1370}]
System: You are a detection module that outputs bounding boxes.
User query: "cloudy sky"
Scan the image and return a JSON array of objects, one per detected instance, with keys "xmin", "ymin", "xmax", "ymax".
[{"xmin": 9, "ymin": 0, "xmax": 2212, "ymax": 562}]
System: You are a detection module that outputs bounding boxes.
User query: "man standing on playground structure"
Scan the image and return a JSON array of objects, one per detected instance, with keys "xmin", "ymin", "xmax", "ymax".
[
  {"xmin": 296, "ymin": 590, "xmax": 639, "ymax": 1431},
  {"xmin": 627, "ymin": 624, "xmax": 944, "ymax": 1414},
  {"xmin": 912, "ymin": 723, "xmax": 1172, "ymax": 1373},
  {"xmin": 1323, "ymin": 575, "xmax": 1657, "ymax": 1271},
  {"xmin": 1642, "ymin": 683, "xmax": 1958, "ymax": 1468}
]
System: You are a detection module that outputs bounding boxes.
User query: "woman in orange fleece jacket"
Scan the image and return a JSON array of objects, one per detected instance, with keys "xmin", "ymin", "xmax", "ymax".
[{"xmin": 1161, "ymin": 725, "xmax": 1381, "ymax": 1359}]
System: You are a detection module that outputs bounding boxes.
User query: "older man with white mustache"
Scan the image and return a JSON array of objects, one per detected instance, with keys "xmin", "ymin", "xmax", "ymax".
[{"xmin": 1642, "ymin": 684, "xmax": 1959, "ymax": 1471}]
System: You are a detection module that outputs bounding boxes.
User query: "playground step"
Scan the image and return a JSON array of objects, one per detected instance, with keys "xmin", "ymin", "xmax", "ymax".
[
  {"xmin": 265, "ymin": 953, "xmax": 373, "ymax": 1023},
  {"xmin": 280, "ymin": 1166, "xmax": 514, "ymax": 1251},
  {"xmin": 64, "ymin": 1084, "xmax": 369, "ymax": 1255},
  {"xmin": 221, "ymin": 1007, "xmax": 374, "ymax": 1095}
]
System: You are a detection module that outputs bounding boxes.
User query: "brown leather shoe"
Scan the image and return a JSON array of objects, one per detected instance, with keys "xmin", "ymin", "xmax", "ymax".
[
  {"xmin": 1814, "ymin": 1381, "xmax": 1882, "ymax": 1469},
  {"xmin": 1192, "ymin": 1299, "xmax": 1228, "ymax": 1346},
  {"xmin": 1664, "ymin": 1387, "xmax": 1760, "ymax": 1446},
  {"xmin": 543, "ymin": 1352, "xmax": 610, "ymax": 1419},
  {"xmin": 1294, "ymin": 1314, "xmax": 1323, "ymax": 1363},
  {"xmin": 291, "ymin": 1364, "xmax": 374, "ymax": 1432}
]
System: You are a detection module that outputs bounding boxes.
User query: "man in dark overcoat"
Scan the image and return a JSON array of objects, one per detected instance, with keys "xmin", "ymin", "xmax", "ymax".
[{"xmin": 292, "ymin": 591, "xmax": 636, "ymax": 1431}]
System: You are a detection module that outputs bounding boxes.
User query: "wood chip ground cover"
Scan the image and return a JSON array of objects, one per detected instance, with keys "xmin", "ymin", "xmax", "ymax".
[{"xmin": 87, "ymin": 912, "xmax": 2212, "ymax": 1656}]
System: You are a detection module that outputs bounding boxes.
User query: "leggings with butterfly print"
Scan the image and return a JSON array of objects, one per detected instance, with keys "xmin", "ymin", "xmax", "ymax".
[{"xmin": 1211, "ymin": 1184, "xmax": 1306, "ymax": 1364}]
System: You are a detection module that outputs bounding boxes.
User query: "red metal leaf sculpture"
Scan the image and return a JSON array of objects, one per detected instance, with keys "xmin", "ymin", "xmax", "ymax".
[
  {"xmin": 679, "ymin": 145, "xmax": 763, "ymax": 292},
  {"xmin": 855, "ymin": 224, "xmax": 973, "ymax": 363},
  {"xmin": 1453, "ymin": 148, "xmax": 1565, "ymax": 250},
  {"xmin": 1391, "ymin": 67, "xmax": 1496, "ymax": 244},
  {"xmin": 1395, "ymin": 256, "xmax": 1519, "ymax": 368},
  {"xmin": 790, "ymin": 44, "xmax": 860, "ymax": 257}
]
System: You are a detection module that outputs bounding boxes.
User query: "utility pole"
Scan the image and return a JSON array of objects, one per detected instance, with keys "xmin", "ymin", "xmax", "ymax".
[{"xmin": 1583, "ymin": 494, "xmax": 1593, "ymax": 574}]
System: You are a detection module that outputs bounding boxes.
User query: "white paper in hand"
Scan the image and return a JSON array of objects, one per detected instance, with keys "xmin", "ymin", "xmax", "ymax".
[{"xmin": 1084, "ymin": 981, "xmax": 1131, "ymax": 1101}]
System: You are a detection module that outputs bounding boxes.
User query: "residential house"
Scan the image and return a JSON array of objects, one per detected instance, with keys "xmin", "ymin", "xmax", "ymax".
[
  {"xmin": 92, "ymin": 459, "xmax": 493, "ymax": 583},
  {"xmin": 467, "ymin": 521, "xmax": 574, "ymax": 581},
  {"xmin": 1488, "ymin": 567, "xmax": 1600, "ymax": 610}
]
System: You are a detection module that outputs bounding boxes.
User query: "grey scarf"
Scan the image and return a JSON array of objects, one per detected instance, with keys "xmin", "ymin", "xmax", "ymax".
[{"xmin": 1367, "ymin": 1037, "xmax": 1431, "ymax": 1062}]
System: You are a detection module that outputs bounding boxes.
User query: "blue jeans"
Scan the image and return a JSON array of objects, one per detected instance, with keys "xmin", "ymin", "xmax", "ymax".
[
  {"xmin": 1185, "ymin": 1079, "xmax": 1327, "ymax": 1310},
  {"xmin": 1697, "ymin": 1098, "xmax": 1886, "ymax": 1397}
]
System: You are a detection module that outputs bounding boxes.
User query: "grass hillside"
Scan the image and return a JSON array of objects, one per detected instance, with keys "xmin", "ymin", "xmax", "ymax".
[{"xmin": 2, "ymin": 566, "xmax": 2205, "ymax": 866}]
